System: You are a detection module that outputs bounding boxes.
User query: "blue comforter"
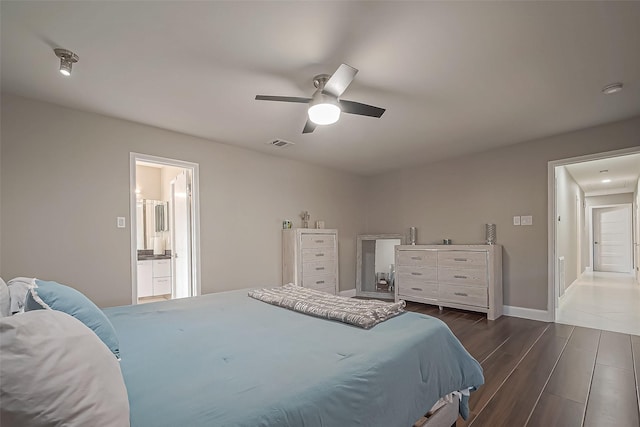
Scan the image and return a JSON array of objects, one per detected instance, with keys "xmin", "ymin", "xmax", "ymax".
[{"xmin": 104, "ymin": 290, "xmax": 483, "ymax": 427}]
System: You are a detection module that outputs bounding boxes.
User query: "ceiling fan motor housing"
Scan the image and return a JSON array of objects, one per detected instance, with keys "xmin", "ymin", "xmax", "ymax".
[{"xmin": 313, "ymin": 74, "xmax": 331, "ymax": 90}]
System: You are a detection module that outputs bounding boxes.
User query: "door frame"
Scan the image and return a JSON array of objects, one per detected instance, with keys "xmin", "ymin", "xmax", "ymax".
[
  {"xmin": 590, "ymin": 203, "xmax": 633, "ymax": 273},
  {"xmin": 129, "ymin": 152, "xmax": 201, "ymax": 304},
  {"xmin": 548, "ymin": 146, "xmax": 640, "ymax": 322}
]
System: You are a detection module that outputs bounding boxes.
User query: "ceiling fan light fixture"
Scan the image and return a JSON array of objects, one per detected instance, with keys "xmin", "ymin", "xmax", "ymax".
[
  {"xmin": 54, "ymin": 48, "xmax": 79, "ymax": 77},
  {"xmin": 308, "ymin": 102, "xmax": 341, "ymax": 125}
]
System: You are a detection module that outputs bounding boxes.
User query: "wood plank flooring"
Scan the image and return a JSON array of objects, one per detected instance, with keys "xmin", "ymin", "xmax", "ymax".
[{"xmin": 404, "ymin": 302, "xmax": 640, "ymax": 427}]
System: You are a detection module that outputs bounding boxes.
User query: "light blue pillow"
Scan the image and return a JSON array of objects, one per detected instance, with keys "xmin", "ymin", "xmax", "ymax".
[{"xmin": 25, "ymin": 280, "xmax": 120, "ymax": 359}]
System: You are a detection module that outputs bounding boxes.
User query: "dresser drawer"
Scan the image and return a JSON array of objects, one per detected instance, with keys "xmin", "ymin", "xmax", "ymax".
[
  {"xmin": 438, "ymin": 266, "xmax": 487, "ymax": 286},
  {"xmin": 437, "ymin": 251, "xmax": 487, "ymax": 268},
  {"xmin": 302, "ymin": 248, "xmax": 336, "ymax": 263},
  {"xmin": 303, "ymin": 274, "xmax": 336, "ymax": 291},
  {"xmin": 438, "ymin": 284, "xmax": 487, "ymax": 308},
  {"xmin": 302, "ymin": 259, "xmax": 336, "ymax": 277},
  {"xmin": 301, "ymin": 234, "xmax": 335, "ymax": 249},
  {"xmin": 396, "ymin": 250, "xmax": 437, "ymax": 267},
  {"xmin": 396, "ymin": 266, "xmax": 438, "ymax": 282},
  {"xmin": 153, "ymin": 277, "xmax": 172, "ymax": 295},
  {"xmin": 397, "ymin": 283, "xmax": 438, "ymax": 301}
]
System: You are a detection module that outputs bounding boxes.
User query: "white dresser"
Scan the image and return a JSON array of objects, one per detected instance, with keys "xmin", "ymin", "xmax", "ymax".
[
  {"xmin": 282, "ymin": 229, "xmax": 339, "ymax": 295},
  {"xmin": 395, "ymin": 245, "xmax": 502, "ymax": 320}
]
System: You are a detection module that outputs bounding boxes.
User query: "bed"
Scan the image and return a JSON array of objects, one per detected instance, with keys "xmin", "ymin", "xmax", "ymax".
[{"xmin": 101, "ymin": 289, "xmax": 484, "ymax": 427}]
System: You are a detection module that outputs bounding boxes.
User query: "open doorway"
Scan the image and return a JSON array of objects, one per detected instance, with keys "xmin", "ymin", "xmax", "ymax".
[
  {"xmin": 548, "ymin": 147, "xmax": 640, "ymax": 335},
  {"xmin": 130, "ymin": 153, "xmax": 200, "ymax": 304}
]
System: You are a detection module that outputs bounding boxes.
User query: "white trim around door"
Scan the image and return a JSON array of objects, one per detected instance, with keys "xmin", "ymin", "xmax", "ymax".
[
  {"xmin": 547, "ymin": 146, "xmax": 640, "ymax": 322},
  {"xmin": 129, "ymin": 153, "xmax": 202, "ymax": 304}
]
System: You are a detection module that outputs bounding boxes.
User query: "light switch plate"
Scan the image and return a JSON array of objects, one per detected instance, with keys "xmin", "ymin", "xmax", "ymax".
[
  {"xmin": 513, "ymin": 216, "xmax": 521, "ymax": 226},
  {"xmin": 117, "ymin": 217, "xmax": 126, "ymax": 228},
  {"xmin": 521, "ymin": 215, "xmax": 533, "ymax": 226}
]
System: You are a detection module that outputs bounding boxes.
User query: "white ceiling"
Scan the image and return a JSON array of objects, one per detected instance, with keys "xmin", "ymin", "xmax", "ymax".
[
  {"xmin": 2, "ymin": 1, "xmax": 639, "ymax": 176},
  {"xmin": 565, "ymin": 153, "xmax": 640, "ymax": 196}
]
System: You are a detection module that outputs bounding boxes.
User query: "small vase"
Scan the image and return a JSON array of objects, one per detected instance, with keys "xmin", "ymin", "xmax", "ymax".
[{"xmin": 486, "ymin": 224, "xmax": 496, "ymax": 245}]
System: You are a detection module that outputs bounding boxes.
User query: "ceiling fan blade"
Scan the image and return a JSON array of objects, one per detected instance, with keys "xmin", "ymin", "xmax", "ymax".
[
  {"xmin": 302, "ymin": 119, "xmax": 316, "ymax": 134},
  {"xmin": 255, "ymin": 95, "xmax": 311, "ymax": 103},
  {"xmin": 339, "ymin": 100, "xmax": 386, "ymax": 118},
  {"xmin": 322, "ymin": 64, "xmax": 358, "ymax": 97}
]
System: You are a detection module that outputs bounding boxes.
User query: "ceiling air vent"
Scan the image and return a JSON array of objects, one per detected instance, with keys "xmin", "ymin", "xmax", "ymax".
[{"xmin": 266, "ymin": 139, "xmax": 295, "ymax": 148}]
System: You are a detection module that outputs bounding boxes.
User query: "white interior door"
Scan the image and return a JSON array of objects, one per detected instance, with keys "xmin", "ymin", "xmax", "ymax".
[
  {"xmin": 593, "ymin": 205, "xmax": 632, "ymax": 272},
  {"xmin": 171, "ymin": 171, "xmax": 192, "ymax": 298}
]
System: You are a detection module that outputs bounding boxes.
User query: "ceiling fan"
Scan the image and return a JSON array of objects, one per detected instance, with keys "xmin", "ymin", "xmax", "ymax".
[{"xmin": 255, "ymin": 64, "xmax": 385, "ymax": 134}]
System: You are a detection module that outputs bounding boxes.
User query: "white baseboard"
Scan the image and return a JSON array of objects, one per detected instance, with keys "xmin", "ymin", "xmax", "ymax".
[
  {"xmin": 339, "ymin": 289, "xmax": 356, "ymax": 297},
  {"xmin": 503, "ymin": 305, "xmax": 553, "ymax": 322}
]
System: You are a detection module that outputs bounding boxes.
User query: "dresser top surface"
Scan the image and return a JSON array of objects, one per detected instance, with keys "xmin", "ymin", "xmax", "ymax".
[
  {"xmin": 397, "ymin": 244, "xmax": 501, "ymax": 250},
  {"xmin": 283, "ymin": 228, "xmax": 337, "ymax": 235}
]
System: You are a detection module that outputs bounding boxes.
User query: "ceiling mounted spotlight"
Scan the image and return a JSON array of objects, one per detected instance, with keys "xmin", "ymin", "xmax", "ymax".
[
  {"xmin": 54, "ymin": 48, "xmax": 79, "ymax": 77},
  {"xmin": 602, "ymin": 82, "xmax": 623, "ymax": 95}
]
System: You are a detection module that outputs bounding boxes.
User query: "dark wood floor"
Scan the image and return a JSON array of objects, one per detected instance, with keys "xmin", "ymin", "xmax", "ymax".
[{"xmin": 404, "ymin": 302, "xmax": 640, "ymax": 427}]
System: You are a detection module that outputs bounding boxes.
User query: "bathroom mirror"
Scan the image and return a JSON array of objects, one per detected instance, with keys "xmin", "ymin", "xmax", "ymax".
[
  {"xmin": 356, "ymin": 234, "xmax": 405, "ymax": 299},
  {"xmin": 136, "ymin": 199, "xmax": 169, "ymax": 250}
]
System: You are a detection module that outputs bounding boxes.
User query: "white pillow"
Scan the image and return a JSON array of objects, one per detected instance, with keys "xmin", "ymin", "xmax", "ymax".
[
  {"xmin": 0, "ymin": 310, "xmax": 130, "ymax": 427},
  {"xmin": 0, "ymin": 278, "xmax": 10, "ymax": 317},
  {"xmin": 6, "ymin": 277, "xmax": 35, "ymax": 314}
]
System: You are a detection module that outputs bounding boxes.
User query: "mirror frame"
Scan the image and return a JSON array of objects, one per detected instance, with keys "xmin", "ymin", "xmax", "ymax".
[{"xmin": 356, "ymin": 233, "xmax": 406, "ymax": 300}]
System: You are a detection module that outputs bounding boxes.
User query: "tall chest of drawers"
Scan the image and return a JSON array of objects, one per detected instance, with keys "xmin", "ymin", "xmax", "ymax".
[
  {"xmin": 282, "ymin": 229, "xmax": 339, "ymax": 295},
  {"xmin": 395, "ymin": 245, "xmax": 502, "ymax": 320}
]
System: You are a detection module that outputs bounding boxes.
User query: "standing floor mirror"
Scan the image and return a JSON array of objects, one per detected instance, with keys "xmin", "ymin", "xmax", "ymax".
[{"xmin": 356, "ymin": 234, "xmax": 405, "ymax": 300}]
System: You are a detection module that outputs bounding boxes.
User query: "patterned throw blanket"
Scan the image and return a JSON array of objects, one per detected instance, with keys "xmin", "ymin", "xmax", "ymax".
[{"xmin": 248, "ymin": 284, "xmax": 406, "ymax": 329}]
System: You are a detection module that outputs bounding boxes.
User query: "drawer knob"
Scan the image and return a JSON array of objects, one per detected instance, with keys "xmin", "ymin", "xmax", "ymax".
[
  {"xmin": 411, "ymin": 272, "xmax": 423, "ymax": 276},
  {"xmin": 315, "ymin": 240, "xmax": 325, "ymax": 243},
  {"xmin": 411, "ymin": 287, "xmax": 423, "ymax": 291},
  {"xmin": 315, "ymin": 253, "xmax": 325, "ymax": 257},
  {"xmin": 316, "ymin": 280, "xmax": 325, "ymax": 285},
  {"xmin": 454, "ymin": 258, "xmax": 468, "ymax": 262},
  {"xmin": 411, "ymin": 256, "xmax": 421, "ymax": 260},
  {"xmin": 454, "ymin": 292, "xmax": 468, "ymax": 297},
  {"xmin": 315, "ymin": 267, "xmax": 325, "ymax": 271},
  {"xmin": 454, "ymin": 275, "xmax": 468, "ymax": 279}
]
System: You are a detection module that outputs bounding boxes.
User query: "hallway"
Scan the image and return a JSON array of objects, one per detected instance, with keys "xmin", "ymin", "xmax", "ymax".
[{"xmin": 557, "ymin": 271, "xmax": 640, "ymax": 335}]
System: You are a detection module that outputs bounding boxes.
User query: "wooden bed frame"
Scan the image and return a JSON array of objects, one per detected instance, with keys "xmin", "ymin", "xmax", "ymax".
[{"xmin": 414, "ymin": 394, "xmax": 459, "ymax": 427}]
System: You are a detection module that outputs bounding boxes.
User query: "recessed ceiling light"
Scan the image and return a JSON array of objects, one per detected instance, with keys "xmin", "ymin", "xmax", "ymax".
[
  {"xmin": 601, "ymin": 179, "xmax": 612, "ymax": 183},
  {"xmin": 602, "ymin": 83, "xmax": 623, "ymax": 95}
]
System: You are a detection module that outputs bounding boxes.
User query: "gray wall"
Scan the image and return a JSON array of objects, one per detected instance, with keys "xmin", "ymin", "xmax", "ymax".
[
  {"xmin": 2, "ymin": 93, "xmax": 639, "ymax": 311},
  {"xmin": 555, "ymin": 166, "xmax": 584, "ymax": 294},
  {"xmin": 365, "ymin": 116, "xmax": 640, "ymax": 310},
  {"xmin": 1, "ymin": 95, "xmax": 367, "ymax": 307}
]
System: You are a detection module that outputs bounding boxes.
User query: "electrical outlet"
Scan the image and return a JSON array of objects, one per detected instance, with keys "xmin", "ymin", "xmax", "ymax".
[
  {"xmin": 513, "ymin": 216, "xmax": 521, "ymax": 226},
  {"xmin": 521, "ymin": 215, "xmax": 533, "ymax": 226},
  {"xmin": 117, "ymin": 217, "xmax": 126, "ymax": 228}
]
